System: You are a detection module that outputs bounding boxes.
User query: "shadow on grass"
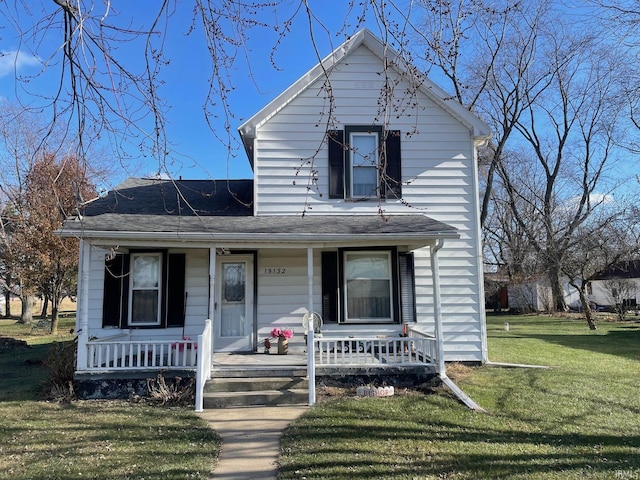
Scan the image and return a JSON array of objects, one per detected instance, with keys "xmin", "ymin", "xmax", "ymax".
[
  {"xmin": 0, "ymin": 401, "xmax": 220, "ymax": 479},
  {"xmin": 0, "ymin": 342, "xmax": 52, "ymax": 402},
  {"xmin": 280, "ymin": 399, "xmax": 640, "ymax": 479},
  {"xmin": 522, "ymin": 326, "xmax": 640, "ymax": 362}
]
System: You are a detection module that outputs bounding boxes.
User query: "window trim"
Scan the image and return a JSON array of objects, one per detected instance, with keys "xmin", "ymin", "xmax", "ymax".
[
  {"xmin": 343, "ymin": 249, "xmax": 394, "ymax": 323},
  {"xmin": 329, "ymin": 126, "xmax": 402, "ymax": 200},
  {"xmin": 128, "ymin": 252, "xmax": 163, "ymax": 326},
  {"xmin": 334, "ymin": 247, "xmax": 400, "ymax": 324},
  {"xmin": 344, "ymin": 125, "xmax": 383, "ymax": 200},
  {"xmin": 348, "ymin": 129, "xmax": 380, "ymax": 199}
]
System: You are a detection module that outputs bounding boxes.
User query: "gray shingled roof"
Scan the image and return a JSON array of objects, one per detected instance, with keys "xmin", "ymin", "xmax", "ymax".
[
  {"xmin": 82, "ymin": 178, "xmax": 253, "ymax": 217},
  {"xmin": 61, "ymin": 177, "xmax": 459, "ymax": 244}
]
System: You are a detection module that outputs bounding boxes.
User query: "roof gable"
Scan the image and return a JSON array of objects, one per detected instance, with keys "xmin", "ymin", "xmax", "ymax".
[{"xmin": 238, "ymin": 28, "xmax": 492, "ymax": 164}]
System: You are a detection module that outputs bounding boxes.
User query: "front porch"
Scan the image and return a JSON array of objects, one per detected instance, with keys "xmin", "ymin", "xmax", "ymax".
[{"xmin": 76, "ymin": 326, "xmax": 439, "ymax": 410}]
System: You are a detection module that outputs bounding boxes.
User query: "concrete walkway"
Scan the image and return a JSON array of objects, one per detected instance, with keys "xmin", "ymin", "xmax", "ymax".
[{"xmin": 199, "ymin": 405, "xmax": 309, "ymax": 479}]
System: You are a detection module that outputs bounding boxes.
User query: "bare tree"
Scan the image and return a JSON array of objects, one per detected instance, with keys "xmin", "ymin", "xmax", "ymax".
[
  {"xmin": 561, "ymin": 209, "xmax": 640, "ymax": 329},
  {"xmin": 416, "ymin": 1, "xmax": 639, "ymax": 313},
  {"xmin": 0, "ymin": 1, "xmax": 435, "ymax": 189},
  {"xmin": 417, "ymin": 0, "xmax": 555, "ymax": 226},
  {"xmin": 603, "ymin": 278, "xmax": 637, "ymax": 321}
]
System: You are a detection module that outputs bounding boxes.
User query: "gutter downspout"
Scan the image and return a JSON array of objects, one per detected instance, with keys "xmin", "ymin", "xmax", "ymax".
[{"xmin": 431, "ymin": 239, "xmax": 486, "ymax": 413}]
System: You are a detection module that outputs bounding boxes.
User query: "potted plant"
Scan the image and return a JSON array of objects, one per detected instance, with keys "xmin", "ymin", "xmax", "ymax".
[{"xmin": 270, "ymin": 327, "xmax": 293, "ymax": 355}]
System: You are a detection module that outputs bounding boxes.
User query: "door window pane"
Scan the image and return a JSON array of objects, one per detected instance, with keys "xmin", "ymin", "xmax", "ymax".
[{"xmin": 221, "ymin": 262, "xmax": 246, "ymax": 337}]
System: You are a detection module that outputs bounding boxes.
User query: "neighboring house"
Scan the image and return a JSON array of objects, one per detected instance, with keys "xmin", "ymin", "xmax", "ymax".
[
  {"xmin": 507, "ymin": 278, "xmax": 554, "ymax": 313},
  {"xmin": 59, "ymin": 29, "xmax": 492, "ymax": 404},
  {"xmin": 590, "ymin": 260, "xmax": 640, "ymax": 309},
  {"xmin": 508, "ymin": 261, "xmax": 640, "ymax": 313}
]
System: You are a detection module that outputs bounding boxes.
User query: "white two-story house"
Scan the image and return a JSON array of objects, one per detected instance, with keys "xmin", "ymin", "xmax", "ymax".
[{"xmin": 59, "ymin": 29, "xmax": 491, "ymax": 405}]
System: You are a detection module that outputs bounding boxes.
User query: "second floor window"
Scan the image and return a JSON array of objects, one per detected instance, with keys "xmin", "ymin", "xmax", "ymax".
[
  {"xmin": 329, "ymin": 126, "xmax": 402, "ymax": 200},
  {"xmin": 350, "ymin": 131, "xmax": 379, "ymax": 197}
]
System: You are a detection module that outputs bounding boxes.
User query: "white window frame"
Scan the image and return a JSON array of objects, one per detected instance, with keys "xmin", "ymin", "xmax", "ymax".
[
  {"xmin": 349, "ymin": 131, "xmax": 379, "ymax": 198},
  {"xmin": 343, "ymin": 250, "xmax": 394, "ymax": 323},
  {"xmin": 128, "ymin": 252, "xmax": 162, "ymax": 326}
]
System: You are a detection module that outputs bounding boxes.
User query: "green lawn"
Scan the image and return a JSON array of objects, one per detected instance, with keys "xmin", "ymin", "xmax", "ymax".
[
  {"xmin": 2, "ymin": 313, "xmax": 639, "ymax": 479},
  {"xmin": 0, "ymin": 317, "xmax": 220, "ymax": 480},
  {"xmin": 278, "ymin": 314, "xmax": 640, "ymax": 479}
]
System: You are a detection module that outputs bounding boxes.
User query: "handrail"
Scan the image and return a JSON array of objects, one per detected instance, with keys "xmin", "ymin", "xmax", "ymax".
[{"xmin": 195, "ymin": 319, "xmax": 212, "ymax": 412}]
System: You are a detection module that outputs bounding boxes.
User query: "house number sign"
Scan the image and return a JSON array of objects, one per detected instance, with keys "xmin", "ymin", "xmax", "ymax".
[{"xmin": 263, "ymin": 267, "xmax": 287, "ymax": 275}]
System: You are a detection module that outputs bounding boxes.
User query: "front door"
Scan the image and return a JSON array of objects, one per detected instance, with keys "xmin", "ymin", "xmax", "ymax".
[{"xmin": 214, "ymin": 255, "xmax": 254, "ymax": 352}]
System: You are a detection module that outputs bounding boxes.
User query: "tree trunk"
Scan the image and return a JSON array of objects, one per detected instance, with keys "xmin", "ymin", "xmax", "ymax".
[
  {"xmin": 18, "ymin": 294, "xmax": 35, "ymax": 324},
  {"xmin": 50, "ymin": 301, "xmax": 59, "ymax": 335},
  {"xmin": 40, "ymin": 296, "xmax": 49, "ymax": 318},
  {"xmin": 547, "ymin": 265, "xmax": 566, "ymax": 313},
  {"xmin": 577, "ymin": 287, "xmax": 597, "ymax": 330},
  {"xmin": 3, "ymin": 290, "xmax": 10, "ymax": 318}
]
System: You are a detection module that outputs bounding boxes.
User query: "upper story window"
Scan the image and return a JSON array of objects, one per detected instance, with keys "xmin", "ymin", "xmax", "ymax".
[
  {"xmin": 350, "ymin": 130, "xmax": 379, "ymax": 198},
  {"xmin": 328, "ymin": 126, "xmax": 402, "ymax": 200}
]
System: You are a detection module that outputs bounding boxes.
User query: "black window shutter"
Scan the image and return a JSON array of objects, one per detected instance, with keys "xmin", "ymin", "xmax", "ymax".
[
  {"xmin": 166, "ymin": 253, "xmax": 186, "ymax": 327},
  {"xmin": 328, "ymin": 130, "xmax": 345, "ymax": 199},
  {"xmin": 384, "ymin": 130, "xmax": 402, "ymax": 198},
  {"xmin": 399, "ymin": 252, "xmax": 416, "ymax": 323},
  {"xmin": 102, "ymin": 254, "xmax": 129, "ymax": 328},
  {"xmin": 321, "ymin": 251, "xmax": 339, "ymax": 323}
]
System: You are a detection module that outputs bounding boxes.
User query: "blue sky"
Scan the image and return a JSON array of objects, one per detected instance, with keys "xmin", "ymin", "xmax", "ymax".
[{"xmin": 0, "ymin": 1, "xmax": 414, "ymax": 184}]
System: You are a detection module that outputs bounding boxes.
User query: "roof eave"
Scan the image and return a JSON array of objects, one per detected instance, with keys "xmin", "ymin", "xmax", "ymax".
[{"xmin": 57, "ymin": 228, "xmax": 460, "ymax": 244}]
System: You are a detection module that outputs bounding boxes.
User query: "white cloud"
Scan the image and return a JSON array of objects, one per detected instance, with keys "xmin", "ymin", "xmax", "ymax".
[{"xmin": 0, "ymin": 50, "xmax": 40, "ymax": 78}]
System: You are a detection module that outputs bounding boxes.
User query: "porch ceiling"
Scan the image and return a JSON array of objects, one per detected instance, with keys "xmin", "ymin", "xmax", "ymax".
[{"xmin": 59, "ymin": 213, "xmax": 459, "ymax": 246}]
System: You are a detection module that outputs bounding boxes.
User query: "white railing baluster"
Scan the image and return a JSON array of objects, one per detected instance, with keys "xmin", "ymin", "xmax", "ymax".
[{"xmin": 312, "ymin": 333, "xmax": 437, "ymax": 369}]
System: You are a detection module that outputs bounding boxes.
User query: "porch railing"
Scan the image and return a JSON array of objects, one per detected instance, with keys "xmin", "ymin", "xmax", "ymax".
[
  {"xmin": 314, "ymin": 334, "xmax": 437, "ymax": 367},
  {"xmin": 307, "ymin": 327, "xmax": 438, "ymax": 405},
  {"xmin": 86, "ymin": 338, "xmax": 199, "ymax": 370}
]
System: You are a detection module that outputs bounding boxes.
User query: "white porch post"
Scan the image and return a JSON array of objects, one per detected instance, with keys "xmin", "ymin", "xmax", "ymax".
[
  {"xmin": 208, "ymin": 247, "xmax": 216, "ymax": 352},
  {"xmin": 306, "ymin": 247, "xmax": 316, "ymax": 405},
  {"xmin": 76, "ymin": 239, "xmax": 90, "ymax": 370},
  {"xmin": 430, "ymin": 239, "xmax": 446, "ymax": 377}
]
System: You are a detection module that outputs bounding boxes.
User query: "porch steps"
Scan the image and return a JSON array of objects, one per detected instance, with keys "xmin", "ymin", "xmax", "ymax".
[{"xmin": 203, "ymin": 366, "xmax": 309, "ymax": 408}]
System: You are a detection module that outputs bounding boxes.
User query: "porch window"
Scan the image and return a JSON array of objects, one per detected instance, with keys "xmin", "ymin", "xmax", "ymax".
[
  {"xmin": 322, "ymin": 249, "xmax": 414, "ymax": 325},
  {"xmin": 344, "ymin": 251, "xmax": 393, "ymax": 322},
  {"xmin": 129, "ymin": 253, "xmax": 162, "ymax": 325},
  {"xmin": 102, "ymin": 251, "xmax": 185, "ymax": 329}
]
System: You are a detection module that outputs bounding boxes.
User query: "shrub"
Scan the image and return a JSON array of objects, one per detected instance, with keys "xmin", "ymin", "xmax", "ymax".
[
  {"xmin": 44, "ymin": 338, "xmax": 77, "ymax": 401},
  {"xmin": 146, "ymin": 374, "xmax": 195, "ymax": 407}
]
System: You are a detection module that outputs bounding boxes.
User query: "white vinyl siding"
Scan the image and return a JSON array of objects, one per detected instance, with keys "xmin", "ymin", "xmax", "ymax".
[
  {"xmin": 84, "ymin": 247, "xmax": 209, "ymax": 341},
  {"xmin": 251, "ymin": 44, "xmax": 485, "ymax": 362}
]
